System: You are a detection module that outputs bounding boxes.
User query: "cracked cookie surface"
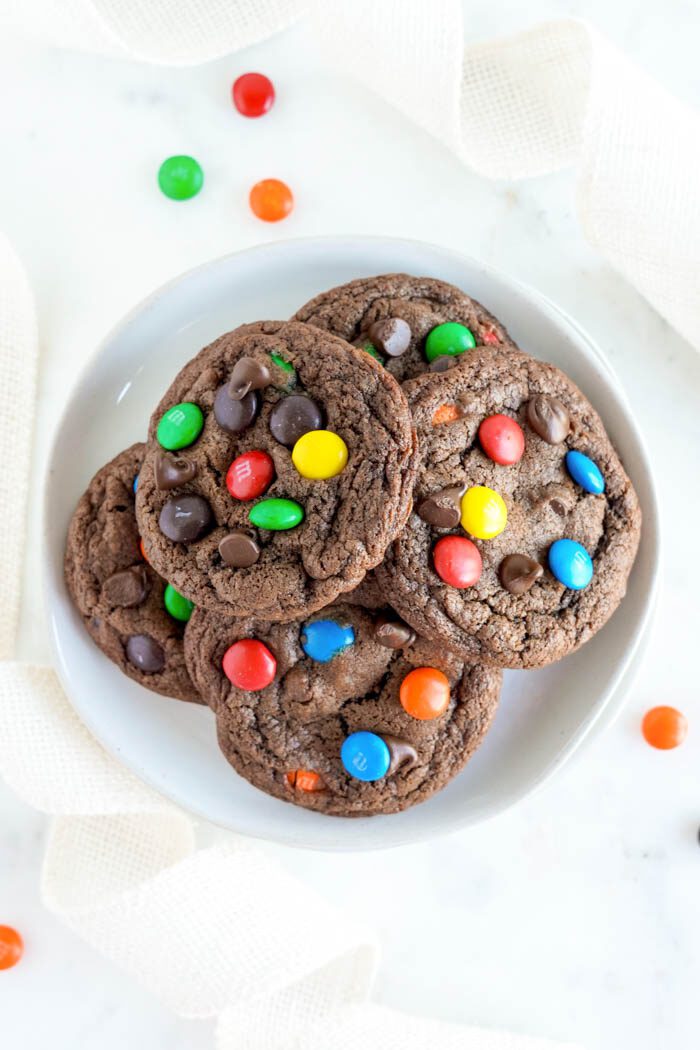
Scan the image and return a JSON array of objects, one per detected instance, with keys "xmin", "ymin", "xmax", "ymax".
[
  {"xmin": 185, "ymin": 601, "xmax": 501, "ymax": 817},
  {"xmin": 136, "ymin": 321, "xmax": 417, "ymax": 621},
  {"xmin": 64, "ymin": 444, "xmax": 201, "ymax": 701},
  {"xmin": 376, "ymin": 347, "xmax": 642, "ymax": 668}
]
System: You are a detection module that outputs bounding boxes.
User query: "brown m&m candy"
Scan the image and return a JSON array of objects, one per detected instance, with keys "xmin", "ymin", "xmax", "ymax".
[
  {"xmin": 228, "ymin": 356, "xmax": 271, "ymax": 400},
  {"xmin": 499, "ymin": 553, "xmax": 543, "ymax": 595},
  {"xmin": 154, "ymin": 451, "xmax": 197, "ymax": 490},
  {"xmin": 126, "ymin": 634, "xmax": 165, "ymax": 673},
  {"xmin": 102, "ymin": 565, "xmax": 148, "ymax": 608},
  {"xmin": 417, "ymin": 484, "xmax": 466, "ymax": 529},
  {"xmin": 269, "ymin": 394, "xmax": 323, "ymax": 446},
  {"xmin": 527, "ymin": 395, "xmax": 570, "ymax": 444},
  {"xmin": 367, "ymin": 318, "xmax": 411, "ymax": 358},
  {"xmin": 219, "ymin": 531, "xmax": 260, "ymax": 568},
  {"xmin": 159, "ymin": 494, "xmax": 213, "ymax": 542},
  {"xmin": 214, "ymin": 385, "xmax": 260, "ymax": 433}
]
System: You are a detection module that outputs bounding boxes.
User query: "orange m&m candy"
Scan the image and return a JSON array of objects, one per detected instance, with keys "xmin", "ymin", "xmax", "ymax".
[
  {"xmin": 249, "ymin": 178, "xmax": 294, "ymax": 222},
  {"xmin": 0, "ymin": 926, "xmax": 24, "ymax": 970},
  {"xmin": 642, "ymin": 706, "xmax": 688, "ymax": 750},
  {"xmin": 286, "ymin": 770, "xmax": 325, "ymax": 792},
  {"xmin": 139, "ymin": 538, "xmax": 149, "ymax": 563},
  {"xmin": 400, "ymin": 667, "xmax": 450, "ymax": 721}
]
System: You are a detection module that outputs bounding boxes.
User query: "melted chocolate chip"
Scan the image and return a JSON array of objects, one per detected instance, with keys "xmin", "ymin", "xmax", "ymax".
[
  {"xmin": 549, "ymin": 498, "xmax": 567, "ymax": 517},
  {"xmin": 219, "ymin": 531, "xmax": 260, "ymax": 568},
  {"xmin": 374, "ymin": 615, "xmax": 416, "ymax": 649},
  {"xmin": 381, "ymin": 734, "xmax": 419, "ymax": 775},
  {"xmin": 228, "ymin": 356, "xmax": 271, "ymax": 400},
  {"xmin": 102, "ymin": 565, "xmax": 149, "ymax": 608},
  {"xmin": 159, "ymin": 495, "xmax": 213, "ymax": 542},
  {"xmin": 154, "ymin": 451, "xmax": 197, "ymax": 491},
  {"xmin": 367, "ymin": 317, "xmax": 411, "ymax": 358},
  {"xmin": 417, "ymin": 484, "xmax": 466, "ymax": 529},
  {"xmin": 527, "ymin": 395, "xmax": 570, "ymax": 444},
  {"xmin": 499, "ymin": 553, "xmax": 544, "ymax": 595},
  {"xmin": 269, "ymin": 394, "xmax": 323, "ymax": 446},
  {"xmin": 126, "ymin": 634, "xmax": 164, "ymax": 673},
  {"xmin": 214, "ymin": 385, "xmax": 260, "ymax": 434}
]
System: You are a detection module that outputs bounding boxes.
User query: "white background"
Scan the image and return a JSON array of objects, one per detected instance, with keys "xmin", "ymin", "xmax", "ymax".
[{"xmin": 1, "ymin": 2, "xmax": 699, "ymax": 1048}]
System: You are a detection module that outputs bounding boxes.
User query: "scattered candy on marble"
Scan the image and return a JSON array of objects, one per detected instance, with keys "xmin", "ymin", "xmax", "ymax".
[
  {"xmin": 292, "ymin": 430, "xmax": 348, "ymax": 480},
  {"xmin": 341, "ymin": 731, "xmax": 391, "ymax": 782},
  {"xmin": 249, "ymin": 497, "xmax": 304, "ymax": 530},
  {"xmin": 566, "ymin": 450, "xmax": 605, "ymax": 494},
  {"xmin": 226, "ymin": 450, "xmax": 275, "ymax": 501},
  {"xmin": 157, "ymin": 155, "xmax": 204, "ymax": 201},
  {"xmin": 214, "ymin": 385, "xmax": 260, "ymax": 433},
  {"xmin": 460, "ymin": 485, "xmax": 507, "ymax": 540},
  {"xmin": 479, "ymin": 414, "xmax": 525, "ymax": 466},
  {"xmin": 526, "ymin": 395, "xmax": 570, "ymax": 444},
  {"xmin": 0, "ymin": 926, "xmax": 24, "ymax": 971},
  {"xmin": 499, "ymin": 553, "xmax": 543, "ymax": 595},
  {"xmin": 223, "ymin": 638, "xmax": 277, "ymax": 690},
  {"xmin": 219, "ymin": 531, "xmax": 260, "ymax": 568},
  {"xmin": 154, "ymin": 451, "xmax": 198, "ymax": 490},
  {"xmin": 159, "ymin": 494, "xmax": 213, "ymax": 542},
  {"xmin": 157, "ymin": 403, "xmax": 204, "ymax": 450},
  {"xmin": 642, "ymin": 706, "xmax": 688, "ymax": 750},
  {"xmin": 399, "ymin": 667, "xmax": 450, "ymax": 721},
  {"xmin": 249, "ymin": 178, "xmax": 294, "ymax": 222},
  {"xmin": 300, "ymin": 619, "xmax": 355, "ymax": 663},
  {"xmin": 286, "ymin": 769, "xmax": 325, "ymax": 792},
  {"xmin": 269, "ymin": 394, "xmax": 323, "ymax": 446},
  {"xmin": 163, "ymin": 583, "xmax": 194, "ymax": 622},
  {"xmin": 126, "ymin": 634, "xmax": 165, "ymax": 673},
  {"xmin": 433, "ymin": 535, "xmax": 482, "ymax": 588},
  {"xmin": 425, "ymin": 321, "xmax": 475, "ymax": 363},
  {"xmin": 232, "ymin": 72, "xmax": 275, "ymax": 117},
  {"xmin": 548, "ymin": 538, "xmax": 593, "ymax": 590}
]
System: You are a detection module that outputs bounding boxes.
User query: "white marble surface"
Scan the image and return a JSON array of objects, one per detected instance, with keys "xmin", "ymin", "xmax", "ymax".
[{"xmin": 1, "ymin": 4, "xmax": 699, "ymax": 1049}]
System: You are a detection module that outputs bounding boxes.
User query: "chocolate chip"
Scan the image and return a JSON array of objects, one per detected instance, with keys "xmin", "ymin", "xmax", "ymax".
[
  {"xmin": 219, "ymin": 531, "xmax": 260, "ymax": 568},
  {"xmin": 499, "ymin": 553, "xmax": 544, "ymax": 595},
  {"xmin": 527, "ymin": 395, "xmax": 570, "ymax": 444},
  {"xmin": 154, "ymin": 452, "xmax": 197, "ymax": 491},
  {"xmin": 367, "ymin": 317, "xmax": 411, "ymax": 358},
  {"xmin": 549, "ymin": 498, "xmax": 567, "ymax": 517},
  {"xmin": 126, "ymin": 634, "xmax": 164, "ymax": 673},
  {"xmin": 214, "ymin": 385, "xmax": 260, "ymax": 434},
  {"xmin": 159, "ymin": 495, "xmax": 213, "ymax": 542},
  {"xmin": 269, "ymin": 394, "xmax": 323, "ymax": 447},
  {"xmin": 416, "ymin": 484, "xmax": 466, "ymax": 529},
  {"xmin": 381, "ymin": 734, "xmax": 418, "ymax": 775},
  {"xmin": 228, "ymin": 356, "xmax": 271, "ymax": 400},
  {"xmin": 102, "ymin": 566, "xmax": 148, "ymax": 608},
  {"xmin": 429, "ymin": 355, "xmax": 458, "ymax": 373},
  {"xmin": 374, "ymin": 615, "xmax": 416, "ymax": 649}
]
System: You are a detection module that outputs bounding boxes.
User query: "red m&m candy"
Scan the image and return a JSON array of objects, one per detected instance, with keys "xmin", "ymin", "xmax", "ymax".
[
  {"xmin": 232, "ymin": 73, "xmax": 275, "ymax": 117},
  {"xmin": 433, "ymin": 535, "xmax": 482, "ymax": 588},
  {"xmin": 226, "ymin": 450, "xmax": 275, "ymax": 501},
  {"xmin": 479, "ymin": 414, "xmax": 525, "ymax": 466},
  {"xmin": 0, "ymin": 926, "xmax": 23, "ymax": 970},
  {"xmin": 222, "ymin": 639, "xmax": 276, "ymax": 690}
]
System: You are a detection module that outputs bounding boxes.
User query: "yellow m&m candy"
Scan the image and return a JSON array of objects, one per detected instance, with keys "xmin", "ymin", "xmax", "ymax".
[
  {"xmin": 292, "ymin": 430, "xmax": 348, "ymax": 480},
  {"xmin": 460, "ymin": 485, "xmax": 507, "ymax": 539}
]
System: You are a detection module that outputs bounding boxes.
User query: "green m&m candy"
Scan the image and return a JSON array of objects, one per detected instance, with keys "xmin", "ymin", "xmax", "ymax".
[
  {"xmin": 425, "ymin": 322, "xmax": 476, "ymax": 363},
  {"xmin": 157, "ymin": 403, "xmax": 204, "ymax": 450},
  {"xmin": 163, "ymin": 584, "xmax": 194, "ymax": 622},
  {"xmin": 249, "ymin": 498, "xmax": 304, "ymax": 531},
  {"xmin": 158, "ymin": 155, "xmax": 204, "ymax": 201}
]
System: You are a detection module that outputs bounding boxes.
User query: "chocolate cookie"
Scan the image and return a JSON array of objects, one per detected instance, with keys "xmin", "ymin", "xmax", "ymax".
[
  {"xmin": 376, "ymin": 347, "xmax": 642, "ymax": 669},
  {"xmin": 184, "ymin": 602, "xmax": 501, "ymax": 816},
  {"xmin": 136, "ymin": 321, "xmax": 417, "ymax": 621},
  {"xmin": 294, "ymin": 273, "xmax": 513, "ymax": 383},
  {"xmin": 64, "ymin": 444, "xmax": 201, "ymax": 701}
]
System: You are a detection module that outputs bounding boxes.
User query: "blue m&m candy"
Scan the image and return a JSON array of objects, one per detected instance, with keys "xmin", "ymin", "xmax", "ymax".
[
  {"xmin": 300, "ymin": 619, "xmax": 355, "ymax": 663},
  {"xmin": 133, "ymin": 474, "xmax": 139, "ymax": 493},
  {"xmin": 549, "ymin": 539, "xmax": 593, "ymax": 590},
  {"xmin": 565, "ymin": 450, "xmax": 605, "ymax": 494},
  {"xmin": 341, "ymin": 731, "xmax": 390, "ymax": 782}
]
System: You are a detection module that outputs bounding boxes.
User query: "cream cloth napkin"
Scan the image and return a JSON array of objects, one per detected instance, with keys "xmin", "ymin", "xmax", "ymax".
[
  {"xmin": 0, "ymin": 234, "xmax": 578, "ymax": 1045},
  {"xmin": 4, "ymin": 0, "xmax": 699, "ymax": 348}
]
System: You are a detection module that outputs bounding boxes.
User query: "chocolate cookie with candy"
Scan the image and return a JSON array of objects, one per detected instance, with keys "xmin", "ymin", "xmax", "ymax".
[
  {"xmin": 135, "ymin": 321, "xmax": 417, "ymax": 621},
  {"xmin": 64, "ymin": 444, "xmax": 201, "ymax": 701},
  {"xmin": 184, "ymin": 601, "xmax": 501, "ymax": 816},
  {"xmin": 294, "ymin": 273, "xmax": 515, "ymax": 383},
  {"xmin": 376, "ymin": 347, "xmax": 642, "ymax": 669}
]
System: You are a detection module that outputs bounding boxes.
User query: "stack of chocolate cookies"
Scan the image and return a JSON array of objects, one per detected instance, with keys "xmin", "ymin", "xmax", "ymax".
[{"xmin": 65, "ymin": 275, "xmax": 641, "ymax": 817}]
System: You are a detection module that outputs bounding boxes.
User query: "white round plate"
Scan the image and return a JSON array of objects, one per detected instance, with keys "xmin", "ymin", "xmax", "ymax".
[{"xmin": 44, "ymin": 237, "xmax": 659, "ymax": 851}]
